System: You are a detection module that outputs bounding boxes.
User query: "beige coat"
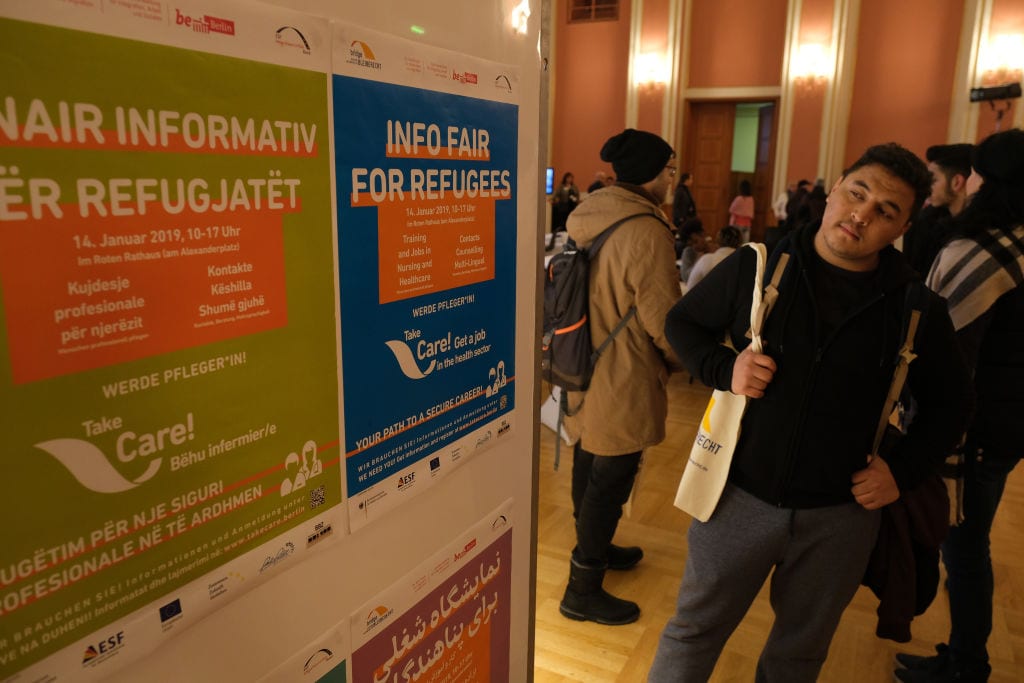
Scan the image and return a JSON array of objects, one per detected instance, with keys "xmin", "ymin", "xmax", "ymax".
[{"xmin": 563, "ymin": 186, "xmax": 682, "ymax": 455}]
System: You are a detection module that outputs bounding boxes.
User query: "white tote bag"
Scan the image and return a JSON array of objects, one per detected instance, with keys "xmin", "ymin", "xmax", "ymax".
[{"xmin": 674, "ymin": 243, "xmax": 787, "ymax": 522}]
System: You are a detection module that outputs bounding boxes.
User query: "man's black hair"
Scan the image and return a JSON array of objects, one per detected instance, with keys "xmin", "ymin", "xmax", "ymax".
[
  {"xmin": 926, "ymin": 143, "xmax": 972, "ymax": 181},
  {"xmin": 717, "ymin": 225, "xmax": 742, "ymax": 249},
  {"xmin": 843, "ymin": 142, "xmax": 931, "ymax": 218}
]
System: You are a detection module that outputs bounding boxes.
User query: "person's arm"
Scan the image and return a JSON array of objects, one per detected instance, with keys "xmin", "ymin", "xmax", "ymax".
[{"xmin": 665, "ymin": 247, "xmax": 755, "ymax": 390}]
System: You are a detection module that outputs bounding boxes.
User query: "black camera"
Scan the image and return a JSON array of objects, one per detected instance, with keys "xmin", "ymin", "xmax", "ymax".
[{"xmin": 970, "ymin": 83, "xmax": 1023, "ymax": 102}]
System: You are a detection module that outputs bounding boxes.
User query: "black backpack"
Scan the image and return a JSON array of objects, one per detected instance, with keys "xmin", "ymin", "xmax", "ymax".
[
  {"xmin": 541, "ymin": 212, "xmax": 656, "ymax": 391},
  {"xmin": 541, "ymin": 213, "xmax": 669, "ymax": 468}
]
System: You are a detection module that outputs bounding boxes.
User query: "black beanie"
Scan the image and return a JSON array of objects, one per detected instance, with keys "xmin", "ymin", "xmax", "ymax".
[
  {"xmin": 599, "ymin": 129, "xmax": 674, "ymax": 185},
  {"xmin": 972, "ymin": 129, "xmax": 1024, "ymax": 185},
  {"xmin": 926, "ymin": 143, "xmax": 972, "ymax": 177}
]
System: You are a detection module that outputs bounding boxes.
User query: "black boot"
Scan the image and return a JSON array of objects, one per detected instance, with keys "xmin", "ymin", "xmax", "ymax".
[
  {"xmin": 559, "ymin": 557, "xmax": 640, "ymax": 625},
  {"xmin": 893, "ymin": 643, "xmax": 991, "ymax": 683},
  {"xmin": 607, "ymin": 544, "xmax": 643, "ymax": 571}
]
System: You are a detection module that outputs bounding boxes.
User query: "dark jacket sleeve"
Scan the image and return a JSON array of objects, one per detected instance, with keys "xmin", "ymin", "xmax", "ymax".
[
  {"xmin": 664, "ymin": 247, "xmax": 755, "ymax": 391},
  {"xmin": 886, "ymin": 290, "xmax": 975, "ymax": 491}
]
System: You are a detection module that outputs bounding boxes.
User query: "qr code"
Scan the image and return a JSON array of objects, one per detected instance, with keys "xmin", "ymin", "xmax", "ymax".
[{"xmin": 309, "ymin": 485, "xmax": 326, "ymax": 510}]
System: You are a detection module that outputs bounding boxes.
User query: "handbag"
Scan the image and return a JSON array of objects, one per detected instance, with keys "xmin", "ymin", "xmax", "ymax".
[{"xmin": 673, "ymin": 242, "xmax": 788, "ymax": 522}]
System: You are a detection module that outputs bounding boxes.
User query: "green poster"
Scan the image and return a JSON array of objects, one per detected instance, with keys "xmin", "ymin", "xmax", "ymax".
[{"xmin": 0, "ymin": 14, "xmax": 340, "ymax": 677}]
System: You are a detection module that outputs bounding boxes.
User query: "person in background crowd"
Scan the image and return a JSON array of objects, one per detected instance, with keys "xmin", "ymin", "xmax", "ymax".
[
  {"xmin": 588, "ymin": 171, "xmax": 609, "ymax": 193},
  {"xmin": 672, "ymin": 172, "xmax": 697, "ymax": 228},
  {"xmin": 772, "ymin": 182, "xmax": 796, "ymax": 227},
  {"xmin": 676, "ymin": 218, "xmax": 710, "ymax": 282},
  {"xmin": 902, "ymin": 143, "xmax": 973, "ymax": 277},
  {"xmin": 686, "ymin": 225, "xmax": 741, "ymax": 290},
  {"xmin": 895, "ymin": 129, "xmax": 1024, "ymax": 683},
  {"xmin": 801, "ymin": 180, "xmax": 828, "ymax": 226},
  {"xmin": 785, "ymin": 179, "xmax": 812, "ymax": 230},
  {"xmin": 560, "ymin": 129, "xmax": 683, "ymax": 627},
  {"xmin": 649, "ymin": 143, "xmax": 972, "ymax": 683},
  {"xmin": 548, "ymin": 171, "xmax": 580, "ymax": 249},
  {"xmin": 728, "ymin": 179, "xmax": 755, "ymax": 243}
]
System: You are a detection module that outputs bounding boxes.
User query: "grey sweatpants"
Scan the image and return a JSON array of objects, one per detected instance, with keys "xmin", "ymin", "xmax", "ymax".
[{"xmin": 648, "ymin": 484, "xmax": 880, "ymax": 683}]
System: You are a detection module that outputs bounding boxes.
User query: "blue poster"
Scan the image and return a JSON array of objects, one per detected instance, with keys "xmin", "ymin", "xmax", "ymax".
[{"xmin": 334, "ymin": 75, "xmax": 517, "ymax": 528}]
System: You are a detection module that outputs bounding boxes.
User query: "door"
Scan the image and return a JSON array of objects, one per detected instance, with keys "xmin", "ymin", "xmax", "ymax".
[
  {"xmin": 752, "ymin": 103, "xmax": 777, "ymax": 242},
  {"xmin": 685, "ymin": 101, "xmax": 735, "ymax": 237},
  {"xmin": 684, "ymin": 100, "xmax": 778, "ymax": 242}
]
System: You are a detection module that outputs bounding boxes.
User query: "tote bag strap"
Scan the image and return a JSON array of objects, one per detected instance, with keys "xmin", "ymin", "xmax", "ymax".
[{"xmin": 745, "ymin": 244, "xmax": 790, "ymax": 354}]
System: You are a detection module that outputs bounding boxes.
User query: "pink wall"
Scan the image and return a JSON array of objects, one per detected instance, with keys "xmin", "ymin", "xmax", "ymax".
[
  {"xmin": 550, "ymin": 0, "xmax": 632, "ymax": 188},
  {"xmin": 688, "ymin": 0, "xmax": 787, "ymax": 88},
  {"xmin": 844, "ymin": 0, "xmax": 963, "ymax": 165}
]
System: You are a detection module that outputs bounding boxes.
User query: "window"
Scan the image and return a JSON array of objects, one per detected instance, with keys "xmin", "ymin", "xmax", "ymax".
[{"xmin": 569, "ymin": 0, "xmax": 618, "ymax": 23}]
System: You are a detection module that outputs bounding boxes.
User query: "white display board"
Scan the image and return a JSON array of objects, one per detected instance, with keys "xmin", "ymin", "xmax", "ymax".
[{"xmin": 0, "ymin": 0, "xmax": 543, "ymax": 681}]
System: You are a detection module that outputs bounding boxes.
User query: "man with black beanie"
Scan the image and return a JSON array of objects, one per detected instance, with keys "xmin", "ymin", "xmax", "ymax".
[{"xmin": 559, "ymin": 129, "xmax": 683, "ymax": 626}]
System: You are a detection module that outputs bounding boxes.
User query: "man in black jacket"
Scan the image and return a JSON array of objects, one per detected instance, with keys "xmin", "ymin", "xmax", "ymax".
[{"xmin": 647, "ymin": 143, "xmax": 974, "ymax": 683}]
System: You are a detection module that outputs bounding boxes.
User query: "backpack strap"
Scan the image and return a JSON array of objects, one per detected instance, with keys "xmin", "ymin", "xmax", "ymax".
[
  {"xmin": 871, "ymin": 281, "xmax": 929, "ymax": 455},
  {"xmin": 584, "ymin": 211, "xmax": 671, "ymax": 259},
  {"xmin": 553, "ymin": 210, "xmax": 670, "ymax": 470},
  {"xmin": 580, "ymin": 211, "xmax": 672, "ymax": 375},
  {"xmin": 586, "ymin": 210, "xmax": 671, "ymax": 362}
]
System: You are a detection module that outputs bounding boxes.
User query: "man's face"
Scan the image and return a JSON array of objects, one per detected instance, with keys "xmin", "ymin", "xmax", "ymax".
[
  {"xmin": 927, "ymin": 162, "xmax": 956, "ymax": 208},
  {"xmin": 813, "ymin": 164, "xmax": 915, "ymax": 272},
  {"xmin": 648, "ymin": 163, "xmax": 676, "ymax": 203}
]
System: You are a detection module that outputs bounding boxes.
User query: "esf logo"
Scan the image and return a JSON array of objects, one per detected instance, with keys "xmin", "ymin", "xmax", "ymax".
[
  {"xmin": 398, "ymin": 472, "xmax": 416, "ymax": 490},
  {"xmin": 82, "ymin": 631, "xmax": 124, "ymax": 664}
]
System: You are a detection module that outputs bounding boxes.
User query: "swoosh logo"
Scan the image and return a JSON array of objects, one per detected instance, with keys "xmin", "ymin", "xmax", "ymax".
[
  {"xmin": 35, "ymin": 439, "xmax": 162, "ymax": 493},
  {"xmin": 351, "ymin": 40, "xmax": 376, "ymax": 60},
  {"xmin": 384, "ymin": 340, "xmax": 435, "ymax": 379},
  {"xmin": 701, "ymin": 396, "xmax": 716, "ymax": 433}
]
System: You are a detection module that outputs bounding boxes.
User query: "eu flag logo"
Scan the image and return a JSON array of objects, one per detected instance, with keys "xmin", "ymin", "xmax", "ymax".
[{"xmin": 159, "ymin": 599, "xmax": 182, "ymax": 623}]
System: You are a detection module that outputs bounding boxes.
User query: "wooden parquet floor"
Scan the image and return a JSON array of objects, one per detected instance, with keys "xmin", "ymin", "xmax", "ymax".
[{"xmin": 534, "ymin": 373, "xmax": 1024, "ymax": 682}]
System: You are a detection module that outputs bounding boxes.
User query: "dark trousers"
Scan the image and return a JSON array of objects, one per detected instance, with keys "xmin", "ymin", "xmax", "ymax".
[
  {"xmin": 570, "ymin": 442, "xmax": 641, "ymax": 565},
  {"xmin": 943, "ymin": 445, "xmax": 1020, "ymax": 670}
]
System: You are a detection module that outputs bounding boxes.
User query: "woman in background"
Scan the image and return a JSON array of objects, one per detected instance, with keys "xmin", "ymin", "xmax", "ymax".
[
  {"xmin": 549, "ymin": 172, "xmax": 580, "ymax": 249},
  {"xmin": 728, "ymin": 179, "xmax": 754, "ymax": 244}
]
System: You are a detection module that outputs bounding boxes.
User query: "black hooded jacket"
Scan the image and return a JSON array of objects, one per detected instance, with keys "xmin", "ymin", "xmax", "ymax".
[{"xmin": 666, "ymin": 223, "xmax": 973, "ymax": 508}]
